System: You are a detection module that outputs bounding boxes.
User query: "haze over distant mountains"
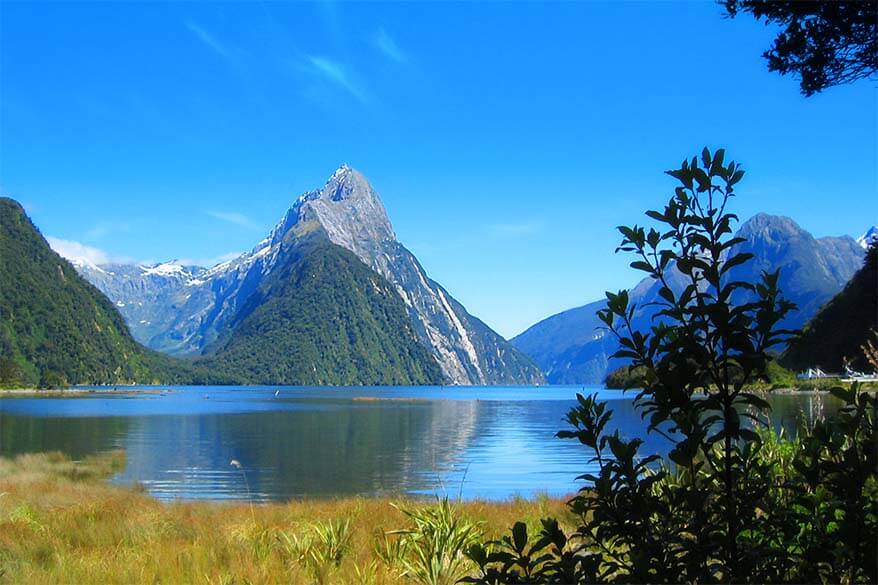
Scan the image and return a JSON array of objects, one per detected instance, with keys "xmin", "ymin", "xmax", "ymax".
[
  {"xmin": 67, "ymin": 165, "xmax": 544, "ymax": 386},
  {"xmin": 512, "ymin": 214, "xmax": 869, "ymax": 384}
]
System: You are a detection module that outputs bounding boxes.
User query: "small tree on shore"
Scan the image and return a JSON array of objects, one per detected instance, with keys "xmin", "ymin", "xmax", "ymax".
[{"xmin": 591, "ymin": 147, "xmax": 796, "ymax": 582}]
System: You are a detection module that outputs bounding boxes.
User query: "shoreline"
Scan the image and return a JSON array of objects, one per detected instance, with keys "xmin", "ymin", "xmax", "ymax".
[
  {"xmin": 0, "ymin": 450, "xmax": 571, "ymax": 583},
  {"xmin": 0, "ymin": 387, "xmax": 169, "ymax": 397}
]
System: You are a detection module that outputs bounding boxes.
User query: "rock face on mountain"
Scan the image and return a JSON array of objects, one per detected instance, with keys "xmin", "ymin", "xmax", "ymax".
[
  {"xmin": 513, "ymin": 214, "xmax": 865, "ymax": 385},
  {"xmin": 731, "ymin": 214, "xmax": 864, "ymax": 328},
  {"xmin": 75, "ymin": 261, "xmax": 204, "ymax": 353},
  {"xmin": 73, "ymin": 165, "xmax": 544, "ymax": 385}
]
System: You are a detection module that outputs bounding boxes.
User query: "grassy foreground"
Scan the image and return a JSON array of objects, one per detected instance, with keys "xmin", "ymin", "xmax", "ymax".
[{"xmin": 0, "ymin": 451, "xmax": 571, "ymax": 584}]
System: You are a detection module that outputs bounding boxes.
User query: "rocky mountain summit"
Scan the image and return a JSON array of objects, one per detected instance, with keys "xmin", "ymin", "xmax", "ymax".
[{"xmin": 71, "ymin": 165, "xmax": 544, "ymax": 385}]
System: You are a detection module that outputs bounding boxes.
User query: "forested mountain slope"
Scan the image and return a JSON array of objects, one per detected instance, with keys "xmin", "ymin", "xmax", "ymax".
[
  {"xmin": 782, "ymin": 245, "xmax": 878, "ymax": 373},
  {"xmin": 199, "ymin": 238, "xmax": 445, "ymax": 385},
  {"xmin": 0, "ymin": 198, "xmax": 183, "ymax": 387}
]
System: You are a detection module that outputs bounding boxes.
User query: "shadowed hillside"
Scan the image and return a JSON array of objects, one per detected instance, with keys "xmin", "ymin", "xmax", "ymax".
[{"xmin": 782, "ymin": 244, "xmax": 878, "ymax": 373}]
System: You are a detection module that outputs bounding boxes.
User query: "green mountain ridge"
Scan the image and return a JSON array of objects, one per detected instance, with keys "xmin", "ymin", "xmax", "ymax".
[
  {"xmin": 781, "ymin": 245, "xmax": 878, "ymax": 373},
  {"xmin": 0, "ymin": 197, "xmax": 189, "ymax": 387},
  {"xmin": 198, "ymin": 236, "xmax": 445, "ymax": 385}
]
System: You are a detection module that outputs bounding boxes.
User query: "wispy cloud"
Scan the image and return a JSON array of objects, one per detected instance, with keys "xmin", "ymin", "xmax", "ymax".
[
  {"xmin": 48, "ymin": 236, "xmax": 242, "ymax": 270},
  {"xmin": 373, "ymin": 28, "xmax": 407, "ymax": 63},
  {"xmin": 206, "ymin": 210, "xmax": 256, "ymax": 228},
  {"xmin": 186, "ymin": 22, "xmax": 234, "ymax": 61},
  {"xmin": 307, "ymin": 56, "xmax": 368, "ymax": 102},
  {"xmin": 85, "ymin": 221, "xmax": 128, "ymax": 241},
  {"xmin": 487, "ymin": 221, "xmax": 545, "ymax": 239},
  {"xmin": 47, "ymin": 237, "xmax": 133, "ymax": 267}
]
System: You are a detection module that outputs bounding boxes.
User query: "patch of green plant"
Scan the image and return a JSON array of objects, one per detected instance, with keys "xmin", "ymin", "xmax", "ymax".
[
  {"xmin": 278, "ymin": 518, "xmax": 353, "ymax": 584},
  {"xmin": 383, "ymin": 497, "xmax": 481, "ymax": 585}
]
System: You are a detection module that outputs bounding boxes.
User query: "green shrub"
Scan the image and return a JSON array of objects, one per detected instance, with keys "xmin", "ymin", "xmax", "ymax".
[{"xmin": 763, "ymin": 360, "xmax": 796, "ymax": 388}]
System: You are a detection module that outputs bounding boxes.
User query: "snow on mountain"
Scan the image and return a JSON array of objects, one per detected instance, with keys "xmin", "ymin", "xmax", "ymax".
[
  {"xmin": 139, "ymin": 261, "xmax": 193, "ymax": 278},
  {"xmin": 857, "ymin": 226, "xmax": 878, "ymax": 249}
]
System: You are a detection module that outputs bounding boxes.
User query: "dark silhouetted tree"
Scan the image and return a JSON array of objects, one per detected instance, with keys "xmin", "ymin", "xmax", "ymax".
[{"xmin": 723, "ymin": 0, "xmax": 877, "ymax": 96}]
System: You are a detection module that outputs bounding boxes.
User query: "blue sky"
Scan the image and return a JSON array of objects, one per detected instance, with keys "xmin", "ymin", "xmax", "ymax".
[{"xmin": 1, "ymin": 1, "xmax": 874, "ymax": 338}]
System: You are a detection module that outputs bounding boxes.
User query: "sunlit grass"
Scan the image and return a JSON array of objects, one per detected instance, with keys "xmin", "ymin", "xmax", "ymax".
[{"xmin": 0, "ymin": 451, "xmax": 572, "ymax": 584}]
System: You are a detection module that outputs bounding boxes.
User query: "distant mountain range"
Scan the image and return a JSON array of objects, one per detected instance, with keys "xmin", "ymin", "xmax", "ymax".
[
  {"xmin": 7, "ymin": 166, "xmax": 870, "ymax": 388},
  {"xmin": 512, "ymin": 214, "xmax": 868, "ymax": 384},
  {"xmin": 67, "ymin": 165, "xmax": 544, "ymax": 386}
]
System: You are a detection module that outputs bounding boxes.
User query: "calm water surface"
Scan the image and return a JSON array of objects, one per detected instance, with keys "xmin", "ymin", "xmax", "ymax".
[{"xmin": 0, "ymin": 386, "xmax": 834, "ymax": 502}]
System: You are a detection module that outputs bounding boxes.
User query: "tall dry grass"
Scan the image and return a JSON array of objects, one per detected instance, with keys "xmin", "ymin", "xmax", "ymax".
[{"xmin": 0, "ymin": 451, "xmax": 572, "ymax": 584}]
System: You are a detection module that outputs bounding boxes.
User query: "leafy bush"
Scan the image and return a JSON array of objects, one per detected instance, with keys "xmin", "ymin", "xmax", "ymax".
[
  {"xmin": 465, "ymin": 149, "xmax": 878, "ymax": 584},
  {"xmin": 762, "ymin": 360, "xmax": 796, "ymax": 388},
  {"xmin": 465, "ymin": 518, "xmax": 598, "ymax": 584}
]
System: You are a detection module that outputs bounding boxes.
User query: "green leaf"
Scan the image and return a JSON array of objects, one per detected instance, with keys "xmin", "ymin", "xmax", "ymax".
[{"xmin": 511, "ymin": 522, "xmax": 528, "ymax": 554}]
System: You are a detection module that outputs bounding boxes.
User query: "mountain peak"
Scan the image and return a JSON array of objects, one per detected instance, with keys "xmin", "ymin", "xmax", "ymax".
[
  {"xmin": 292, "ymin": 165, "xmax": 396, "ymax": 248},
  {"xmin": 329, "ymin": 163, "xmax": 352, "ymax": 179},
  {"xmin": 737, "ymin": 213, "xmax": 804, "ymax": 237},
  {"xmin": 319, "ymin": 163, "xmax": 374, "ymax": 203},
  {"xmin": 857, "ymin": 226, "xmax": 878, "ymax": 250}
]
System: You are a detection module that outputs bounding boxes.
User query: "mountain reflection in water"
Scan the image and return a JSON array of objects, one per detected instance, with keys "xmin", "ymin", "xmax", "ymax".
[{"xmin": 0, "ymin": 386, "xmax": 835, "ymax": 501}]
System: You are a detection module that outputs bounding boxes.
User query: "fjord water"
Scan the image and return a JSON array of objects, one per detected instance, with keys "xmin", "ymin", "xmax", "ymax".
[{"xmin": 0, "ymin": 386, "xmax": 832, "ymax": 502}]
